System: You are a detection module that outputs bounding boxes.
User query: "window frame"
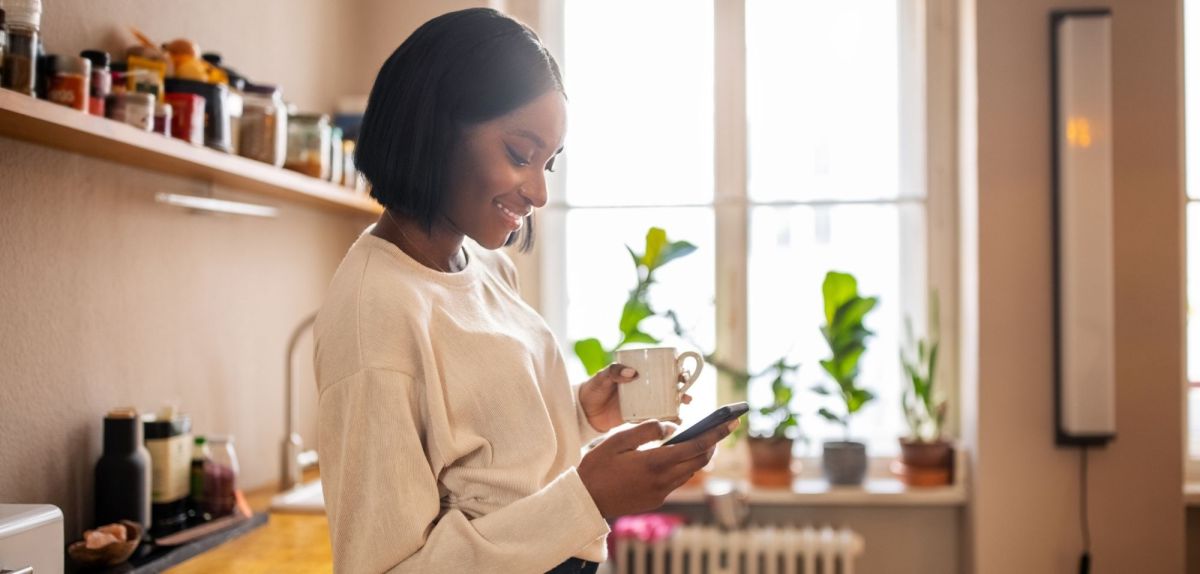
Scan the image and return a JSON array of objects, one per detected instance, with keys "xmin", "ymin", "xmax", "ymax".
[{"xmin": 507, "ymin": 0, "xmax": 961, "ymax": 466}]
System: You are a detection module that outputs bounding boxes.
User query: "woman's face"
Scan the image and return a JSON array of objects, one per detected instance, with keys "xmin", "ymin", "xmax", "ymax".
[{"xmin": 443, "ymin": 90, "xmax": 567, "ymax": 250}]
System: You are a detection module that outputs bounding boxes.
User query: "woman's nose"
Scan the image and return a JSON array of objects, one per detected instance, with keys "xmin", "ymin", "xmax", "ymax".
[{"xmin": 521, "ymin": 174, "xmax": 549, "ymax": 209}]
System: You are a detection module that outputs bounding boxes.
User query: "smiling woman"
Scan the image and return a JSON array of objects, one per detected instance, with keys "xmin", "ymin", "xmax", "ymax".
[{"xmin": 313, "ymin": 7, "xmax": 735, "ymax": 574}]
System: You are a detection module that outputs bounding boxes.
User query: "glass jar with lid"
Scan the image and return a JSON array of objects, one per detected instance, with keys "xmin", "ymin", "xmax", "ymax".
[
  {"xmin": 239, "ymin": 84, "xmax": 287, "ymax": 167},
  {"xmin": 202, "ymin": 435, "xmax": 240, "ymax": 517},
  {"xmin": 284, "ymin": 113, "xmax": 330, "ymax": 179}
]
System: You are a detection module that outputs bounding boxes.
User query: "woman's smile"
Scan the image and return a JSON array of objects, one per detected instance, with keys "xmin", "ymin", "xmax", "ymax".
[{"xmin": 494, "ymin": 198, "xmax": 530, "ymax": 231}]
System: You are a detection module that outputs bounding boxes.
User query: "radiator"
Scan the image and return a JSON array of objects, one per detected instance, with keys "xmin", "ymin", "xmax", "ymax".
[{"xmin": 613, "ymin": 525, "xmax": 865, "ymax": 574}]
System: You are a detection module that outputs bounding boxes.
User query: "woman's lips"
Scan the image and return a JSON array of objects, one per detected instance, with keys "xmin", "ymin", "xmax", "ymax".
[{"xmin": 494, "ymin": 199, "xmax": 527, "ymax": 231}]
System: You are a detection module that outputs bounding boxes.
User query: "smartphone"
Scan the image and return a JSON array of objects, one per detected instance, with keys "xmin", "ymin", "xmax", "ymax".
[{"xmin": 661, "ymin": 402, "xmax": 749, "ymax": 446}]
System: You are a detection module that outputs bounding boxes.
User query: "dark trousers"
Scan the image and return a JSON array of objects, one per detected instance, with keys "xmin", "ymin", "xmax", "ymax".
[{"xmin": 545, "ymin": 557, "xmax": 599, "ymax": 574}]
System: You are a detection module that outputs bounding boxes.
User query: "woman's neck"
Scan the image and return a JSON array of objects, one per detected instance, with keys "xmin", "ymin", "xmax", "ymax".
[{"xmin": 372, "ymin": 209, "xmax": 467, "ymax": 273}]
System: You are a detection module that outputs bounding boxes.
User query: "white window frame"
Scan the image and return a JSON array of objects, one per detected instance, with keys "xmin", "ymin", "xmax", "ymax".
[{"xmin": 506, "ymin": 0, "xmax": 961, "ymax": 467}]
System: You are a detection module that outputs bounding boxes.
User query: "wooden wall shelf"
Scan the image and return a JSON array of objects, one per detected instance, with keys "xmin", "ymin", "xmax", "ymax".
[{"xmin": 0, "ymin": 89, "xmax": 382, "ymax": 216}]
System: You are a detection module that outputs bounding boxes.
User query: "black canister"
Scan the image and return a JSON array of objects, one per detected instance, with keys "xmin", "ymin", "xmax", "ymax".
[
  {"xmin": 144, "ymin": 410, "xmax": 192, "ymax": 536},
  {"xmin": 94, "ymin": 408, "xmax": 152, "ymax": 532}
]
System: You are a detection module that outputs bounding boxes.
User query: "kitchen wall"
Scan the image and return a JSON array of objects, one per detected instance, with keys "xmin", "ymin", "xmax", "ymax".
[
  {"xmin": 0, "ymin": 0, "xmax": 432, "ymax": 537},
  {"xmin": 960, "ymin": 0, "xmax": 1186, "ymax": 571}
]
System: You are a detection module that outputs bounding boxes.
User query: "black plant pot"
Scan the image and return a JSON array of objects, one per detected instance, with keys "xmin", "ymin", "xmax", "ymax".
[{"xmin": 822, "ymin": 440, "xmax": 868, "ymax": 485}]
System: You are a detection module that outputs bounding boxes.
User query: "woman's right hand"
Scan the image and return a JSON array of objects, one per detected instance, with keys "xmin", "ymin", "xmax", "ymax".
[{"xmin": 577, "ymin": 419, "xmax": 738, "ymax": 518}]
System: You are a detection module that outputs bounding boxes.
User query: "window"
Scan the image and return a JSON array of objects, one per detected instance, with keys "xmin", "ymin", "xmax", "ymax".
[{"xmin": 537, "ymin": 0, "xmax": 950, "ymax": 458}]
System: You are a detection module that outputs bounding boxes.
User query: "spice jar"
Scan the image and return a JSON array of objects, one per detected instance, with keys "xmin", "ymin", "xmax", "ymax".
[
  {"xmin": 154, "ymin": 101, "xmax": 172, "ymax": 137},
  {"xmin": 203, "ymin": 436, "xmax": 240, "ymax": 517},
  {"xmin": 342, "ymin": 139, "xmax": 358, "ymax": 188},
  {"xmin": 1, "ymin": 0, "xmax": 39, "ymax": 95},
  {"xmin": 238, "ymin": 84, "xmax": 287, "ymax": 167},
  {"xmin": 329, "ymin": 126, "xmax": 344, "ymax": 184},
  {"xmin": 48, "ymin": 55, "xmax": 89, "ymax": 111},
  {"xmin": 81, "ymin": 50, "xmax": 111, "ymax": 116},
  {"xmin": 164, "ymin": 92, "xmax": 205, "ymax": 146},
  {"xmin": 285, "ymin": 113, "xmax": 331, "ymax": 179},
  {"xmin": 106, "ymin": 92, "xmax": 155, "ymax": 131}
]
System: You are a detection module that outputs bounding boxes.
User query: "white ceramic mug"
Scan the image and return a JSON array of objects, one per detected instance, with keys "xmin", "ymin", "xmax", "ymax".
[{"xmin": 614, "ymin": 347, "xmax": 705, "ymax": 423}]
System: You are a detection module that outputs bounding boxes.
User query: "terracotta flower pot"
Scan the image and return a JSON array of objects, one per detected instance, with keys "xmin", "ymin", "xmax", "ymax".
[
  {"xmin": 747, "ymin": 436, "xmax": 794, "ymax": 488},
  {"xmin": 895, "ymin": 438, "xmax": 953, "ymax": 487}
]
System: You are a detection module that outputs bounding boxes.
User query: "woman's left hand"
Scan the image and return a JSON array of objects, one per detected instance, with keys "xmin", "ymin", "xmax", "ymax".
[{"xmin": 579, "ymin": 363, "xmax": 693, "ymax": 433}]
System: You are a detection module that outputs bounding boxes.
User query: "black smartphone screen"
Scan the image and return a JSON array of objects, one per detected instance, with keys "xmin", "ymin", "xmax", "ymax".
[{"xmin": 661, "ymin": 402, "xmax": 749, "ymax": 446}]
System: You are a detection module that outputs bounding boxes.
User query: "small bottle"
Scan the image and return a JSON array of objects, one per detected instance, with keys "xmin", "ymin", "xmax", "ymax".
[
  {"xmin": 94, "ymin": 408, "xmax": 152, "ymax": 531},
  {"xmin": 189, "ymin": 436, "xmax": 212, "ymax": 519},
  {"xmin": 81, "ymin": 50, "xmax": 111, "ymax": 116},
  {"xmin": 1, "ymin": 0, "xmax": 39, "ymax": 95},
  {"xmin": 204, "ymin": 436, "xmax": 240, "ymax": 517}
]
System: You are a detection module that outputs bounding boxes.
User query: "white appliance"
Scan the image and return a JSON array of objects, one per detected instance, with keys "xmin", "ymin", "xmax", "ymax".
[{"xmin": 0, "ymin": 504, "xmax": 64, "ymax": 574}]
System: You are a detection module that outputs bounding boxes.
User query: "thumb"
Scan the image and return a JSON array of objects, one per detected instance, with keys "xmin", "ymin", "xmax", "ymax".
[{"xmin": 604, "ymin": 420, "xmax": 672, "ymax": 452}]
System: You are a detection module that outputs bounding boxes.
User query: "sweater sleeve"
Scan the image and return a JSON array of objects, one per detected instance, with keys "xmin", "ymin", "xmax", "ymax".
[{"xmin": 318, "ymin": 368, "xmax": 610, "ymax": 574}]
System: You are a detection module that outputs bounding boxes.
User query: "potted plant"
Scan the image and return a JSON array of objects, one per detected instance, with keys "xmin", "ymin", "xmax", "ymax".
[
  {"xmin": 814, "ymin": 271, "xmax": 878, "ymax": 486},
  {"xmin": 895, "ymin": 295, "xmax": 953, "ymax": 486},
  {"xmin": 744, "ymin": 358, "xmax": 804, "ymax": 487}
]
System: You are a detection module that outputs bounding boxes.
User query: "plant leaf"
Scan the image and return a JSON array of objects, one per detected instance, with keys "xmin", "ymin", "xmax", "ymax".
[
  {"xmin": 817, "ymin": 407, "xmax": 845, "ymax": 426},
  {"xmin": 822, "ymin": 271, "xmax": 858, "ymax": 325},
  {"xmin": 643, "ymin": 228, "xmax": 667, "ymax": 269},
  {"xmin": 618, "ymin": 298, "xmax": 654, "ymax": 337},
  {"xmin": 810, "ymin": 385, "xmax": 831, "ymax": 396},
  {"xmin": 620, "ymin": 330, "xmax": 659, "ymax": 347},
  {"xmin": 655, "ymin": 240, "xmax": 698, "ymax": 270},
  {"xmin": 574, "ymin": 338, "xmax": 612, "ymax": 376}
]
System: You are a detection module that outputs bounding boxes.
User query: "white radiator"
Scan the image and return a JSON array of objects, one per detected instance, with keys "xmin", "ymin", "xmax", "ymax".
[{"xmin": 614, "ymin": 525, "xmax": 864, "ymax": 574}]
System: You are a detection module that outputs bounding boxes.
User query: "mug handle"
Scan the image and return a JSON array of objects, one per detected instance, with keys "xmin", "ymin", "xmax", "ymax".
[{"xmin": 675, "ymin": 351, "xmax": 705, "ymax": 396}]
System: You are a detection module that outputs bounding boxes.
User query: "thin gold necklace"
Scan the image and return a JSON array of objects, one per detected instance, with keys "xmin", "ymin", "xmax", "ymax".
[{"xmin": 385, "ymin": 210, "xmax": 465, "ymax": 273}]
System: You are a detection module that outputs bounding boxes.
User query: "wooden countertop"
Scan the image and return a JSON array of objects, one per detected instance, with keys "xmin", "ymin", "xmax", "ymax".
[{"xmin": 166, "ymin": 470, "xmax": 333, "ymax": 573}]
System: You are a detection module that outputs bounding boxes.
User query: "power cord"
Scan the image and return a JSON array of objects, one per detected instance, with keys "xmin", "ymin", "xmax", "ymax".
[{"xmin": 1078, "ymin": 446, "xmax": 1091, "ymax": 574}]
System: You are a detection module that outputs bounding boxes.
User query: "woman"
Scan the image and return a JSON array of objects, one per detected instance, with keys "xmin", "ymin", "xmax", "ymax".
[{"xmin": 314, "ymin": 8, "xmax": 735, "ymax": 574}]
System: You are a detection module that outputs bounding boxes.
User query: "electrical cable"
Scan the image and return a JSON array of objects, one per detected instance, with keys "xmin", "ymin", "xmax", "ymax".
[{"xmin": 1078, "ymin": 446, "xmax": 1091, "ymax": 574}]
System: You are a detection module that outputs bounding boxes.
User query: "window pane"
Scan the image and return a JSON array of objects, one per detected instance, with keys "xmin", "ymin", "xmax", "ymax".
[
  {"xmin": 747, "ymin": 204, "xmax": 923, "ymax": 456},
  {"xmin": 563, "ymin": 208, "xmax": 716, "ymax": 429},
  {"xmin": 562, "ymin": 0, "xmax": 714, "ymax": 207},
  {"xmin": 746, "ymin": 0, "xmax": 902, "ymax": 202}
]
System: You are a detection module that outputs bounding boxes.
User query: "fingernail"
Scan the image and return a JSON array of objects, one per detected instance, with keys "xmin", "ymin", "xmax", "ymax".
[
  {"xmin": 726, "ymin": 421, "xmax": 739, "ymax": 432},
  {"xmin": 621, "ymin": 367, "xmax": 637, "ymax": 378}
]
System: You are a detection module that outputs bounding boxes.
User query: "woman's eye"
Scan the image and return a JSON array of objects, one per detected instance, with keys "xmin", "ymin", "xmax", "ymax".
[
  {"xmin": 506, "ymin": 145, "xmax": 531, "ymax": 167},
  {"xmin": 545, "ymin": 158, "xmax": 557, "ymax": 173}
]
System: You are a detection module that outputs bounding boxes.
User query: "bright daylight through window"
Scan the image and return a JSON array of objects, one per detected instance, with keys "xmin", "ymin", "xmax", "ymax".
[{"xmin": 550, "ymin": 0, "xmax": 927, "ymax": 457}]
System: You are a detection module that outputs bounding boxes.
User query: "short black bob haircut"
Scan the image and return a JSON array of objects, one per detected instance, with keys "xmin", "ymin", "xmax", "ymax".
[{"xmin": 356, "ymin": 8, "xmax": 564, "ymax": 253}]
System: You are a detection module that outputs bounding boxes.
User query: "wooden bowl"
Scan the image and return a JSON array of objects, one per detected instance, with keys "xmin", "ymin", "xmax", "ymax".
[{"xmin": 67, "ymin": 520, "xmax": 143, "ymax": 567}]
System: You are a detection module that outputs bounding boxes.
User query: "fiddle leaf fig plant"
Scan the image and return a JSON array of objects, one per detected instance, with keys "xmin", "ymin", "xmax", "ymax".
[
  {"xmin": 814, "ymin": 271, "xmax": 879, "ymax": 438},
  {"xmin": 901, "ymin": 293, "xmax": 947, "ymax": 442},
  {"xmin": 572, "ymin": 228, "xmax": 696, "ymax": 376}
]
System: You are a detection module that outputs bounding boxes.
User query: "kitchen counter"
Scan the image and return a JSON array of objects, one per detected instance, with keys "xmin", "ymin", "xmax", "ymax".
[{"xmin": 166, "ymin": 471, "xmax": 332, "ymax": 573}]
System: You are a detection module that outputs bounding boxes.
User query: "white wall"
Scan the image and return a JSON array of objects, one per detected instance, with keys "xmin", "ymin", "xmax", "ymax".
[{"xmin": 960, "ymin": 0, "xmax": 1186, "ymax": 571}]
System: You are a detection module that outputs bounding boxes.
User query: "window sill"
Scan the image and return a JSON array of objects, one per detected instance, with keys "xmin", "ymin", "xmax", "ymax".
[
  {"xmin": 1184, "ymin": 483, "xmax": 1200, "ymax": 506},
  {"xmin": 665, "ymin": 476, "xmax": 966, "ymax": 507}
]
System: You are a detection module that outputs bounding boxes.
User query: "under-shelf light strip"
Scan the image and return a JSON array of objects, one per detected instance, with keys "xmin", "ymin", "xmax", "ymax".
[{"xmin": 154, "ymin": 193, "xmax": 279, "ymax": 218}]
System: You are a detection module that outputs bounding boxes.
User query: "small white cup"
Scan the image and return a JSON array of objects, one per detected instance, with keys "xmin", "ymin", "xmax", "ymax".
[{"xmin": 614, "ymin": 347, "xmax": 705, "ymax": 423}]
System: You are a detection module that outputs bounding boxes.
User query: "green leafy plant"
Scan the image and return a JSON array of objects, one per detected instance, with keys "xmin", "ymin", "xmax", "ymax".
[
  {"xmin": 573, "ymin": 228, "xmax": 696, "ymax": 376},
  {"xmin": 573, "ymin": 226, "xmax": 806, "ymax": 442},
  {"xmin": 814, "ymin": 271, "xmax": 879, "ymax": 438},
  {"xmin": 901, "ymin": 293, "xmax": 947, "ymax": 442}
]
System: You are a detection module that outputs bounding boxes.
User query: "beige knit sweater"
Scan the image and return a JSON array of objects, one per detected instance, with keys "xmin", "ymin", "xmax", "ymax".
[{"xmin": 314, "ymin": 231, "xmax": 610, "ymax": 573}]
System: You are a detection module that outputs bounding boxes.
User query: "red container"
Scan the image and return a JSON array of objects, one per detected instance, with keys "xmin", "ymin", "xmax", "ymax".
[{"xmin": 164, "ymin": 92, "xmax": 205, "ymax": 146}]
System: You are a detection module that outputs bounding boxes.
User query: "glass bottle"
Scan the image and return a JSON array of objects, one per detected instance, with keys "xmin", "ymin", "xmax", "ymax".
[
  {"xmin": 189, "ymin": 435, "xmax": 212, "ymax": 519},
  {"xmin": 239, "ymin": 84, "xmax": 287, "ymax": 167},
  {"xmin": 0, "ymin": 9, "xmax": 8, "ymax": 87},
  {"xmin": 203, "ymin": 435, "xmax": 240, "ymax": 517},
  {"xmin": 2, "ymin": 0, "xmax": 40, "ymax": 95}
]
